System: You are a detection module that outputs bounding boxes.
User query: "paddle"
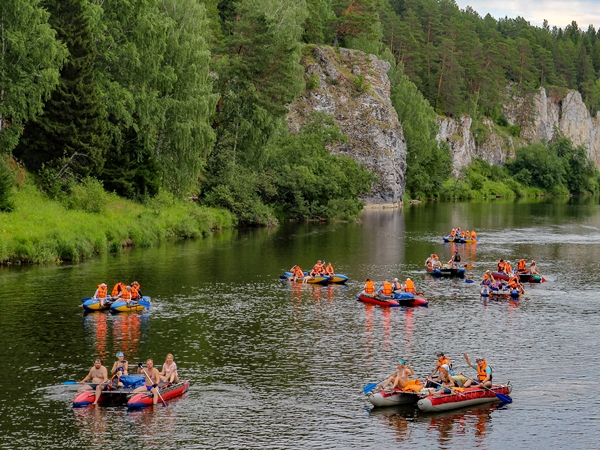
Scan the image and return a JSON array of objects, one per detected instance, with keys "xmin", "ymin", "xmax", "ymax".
[
  {"xmin": 461, "ymin": 374, "xmax": 512, "ymax": 403},
  {"xmin": 463, "ymin": 264, "xmax": 473, "ymax": 269},
  {"xmin": 139, "ymin": 363, "xmax": 168, "ymax": 407},
  {"xmin": 465, "ymin": 279, "xmax": 474, "ymax": 283},
  {"xmin": 63, "ymin": 380, "xmax": 78, "ymax": 385},
  {"xmin": 363, "ymin": 382, "xmax": 379, "ymax": 395}
]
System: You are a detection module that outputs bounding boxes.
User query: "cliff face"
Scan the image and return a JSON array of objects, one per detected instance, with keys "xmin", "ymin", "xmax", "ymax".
[
  {"xmin": 437, "ymin": 87, "xmax": 600, "ymax": 173},
  {"xmin": 287, "ymin": 46, "xmax": 406, "ymax": 206}
]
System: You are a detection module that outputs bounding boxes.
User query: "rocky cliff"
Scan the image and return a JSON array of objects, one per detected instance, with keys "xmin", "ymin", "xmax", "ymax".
[
  {"xmin": 438, "ymin": 87, "xmax": 600, "ymax": 173},
  {"xmin": 287, "ymin": 46, "xmax": 406, "ymax": 206}
]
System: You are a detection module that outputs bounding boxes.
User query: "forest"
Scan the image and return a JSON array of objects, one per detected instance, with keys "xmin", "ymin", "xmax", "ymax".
[{"xmin": 1, "ymin": 0, "xmax": 600, "ymax": 228}]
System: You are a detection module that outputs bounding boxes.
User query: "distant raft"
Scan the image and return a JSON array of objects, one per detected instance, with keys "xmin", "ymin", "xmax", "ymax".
[
  {"xmin": 417, "ymin": 383, "xmax": 512, "ymax": 412},
  {"xmin": 427, "ymin": 267, "xmax": 466, "ymax": 278}
]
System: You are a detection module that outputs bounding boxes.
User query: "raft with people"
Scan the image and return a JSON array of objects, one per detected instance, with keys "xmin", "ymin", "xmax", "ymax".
[
  {"xmin": 281, "ymin": 261, "xmax": 348, "ymax": 284},
  {"xmin": 110, "ymin": 296, "xmax": 151, "ymax": 312},
  {"xmin": 281, "ymin": 271, "xmax": 330, "ymax": 285},
  {"xmin": 72, "ymin": 374, "xmax": 146, "ymax": 407},
  {"xmin": 443, "ymin": 228, "xmax": 478, "ymax": 243},
  {"xmin": 356, "ymin": 293, "xmax": 400, "ymax": 307},
  {"xmin": 427, "ymin": 266, "xmax": 466, "ymax": 278},
  {"xmin": 127, "ymin": 380, "xmax": 190, "ymax": 408},
  {"xmin": 416, "ymin": 383, "xmax": 512, "ymax": 412},
  {"xmin": 480, "ymin": 285, "xmax": 521, "ymax": 299}
]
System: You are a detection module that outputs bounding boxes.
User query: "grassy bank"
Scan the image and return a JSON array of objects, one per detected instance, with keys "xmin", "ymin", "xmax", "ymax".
[{"xmin": 0, "ymin": 183, "xmax": 234, "ymax": 264}]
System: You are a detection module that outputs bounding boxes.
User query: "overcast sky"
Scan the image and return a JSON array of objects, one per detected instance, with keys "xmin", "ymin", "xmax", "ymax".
[{"xmin": 454, "ymin": 1, "xmax": 600, "ymax": 29}]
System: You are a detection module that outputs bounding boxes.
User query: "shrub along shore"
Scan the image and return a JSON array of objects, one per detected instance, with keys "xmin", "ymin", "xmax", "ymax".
[{"xmin": 0, "ymin": 183, "xmax": 234, "ymax": 265}]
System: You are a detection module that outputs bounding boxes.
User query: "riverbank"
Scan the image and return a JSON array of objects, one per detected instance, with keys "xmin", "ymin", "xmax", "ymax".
[{"xmin": 0, "ymin": 183, "xmax": 234, "ymax": 264}]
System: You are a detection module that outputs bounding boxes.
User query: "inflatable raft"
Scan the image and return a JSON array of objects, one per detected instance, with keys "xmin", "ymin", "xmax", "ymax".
[
  {"xmin": 110, "ymin": 296, "xmax": 151, "ymax": 313},
  {"xmin": 428, "ymin": 267, "xmax": 466, "ymax": 278},
  {"xmin": 367, "ymin": 388, "xmax": 422, "ymax": 407},
  {"xmin": 73, "ymin": 375, "xmax": 145, "ymax": 407},
  {"xmin": 127, "ymin": 380, "xmax": 190, "ymax": 408},
  {"xmin": 281, "ymin": 272, "xmax": 329, "ymax": 285},
  {"xmin": 356, "ymin": 293, "xmax": 399, "ymax": 307},
  {"xmin": 492, "ymin": 271, "xmax": 544, "ymax": 283},
  {"xmin": 443, "ymin": 236, "xmax": 478, "ymax": 243},
  {"xmin": 81, "ymin": 297, "xmax": 112, "ymax": 312},
  {"xmin": 417, "ymin": 383, "xmax": 512, "ymax": 412},
  {"xmin": 393, "ymin": 292, "xmax": 429, "ymax": 307},
  {"xmin": 327, "ymin": 274, "xmax": 349, "ymax": 284},
  {"xmin": 480, "ymin": 286, "xmax": 520, "ymax": 299}
]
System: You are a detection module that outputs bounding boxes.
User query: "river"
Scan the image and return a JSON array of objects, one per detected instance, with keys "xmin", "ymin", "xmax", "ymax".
[{"xmin": 0, "ymin": 198, "xmax": 598, "ymax": 449}]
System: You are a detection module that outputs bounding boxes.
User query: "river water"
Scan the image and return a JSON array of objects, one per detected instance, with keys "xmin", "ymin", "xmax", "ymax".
[{"xmin": 0, "ymin": 198, "xmax": 598, "ymax": 449}]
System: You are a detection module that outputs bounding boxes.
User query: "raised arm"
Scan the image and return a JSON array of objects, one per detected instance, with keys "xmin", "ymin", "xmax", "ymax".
[{"xmin": 463, "ymin": 353, "xmax": 475, "ymax": 369}]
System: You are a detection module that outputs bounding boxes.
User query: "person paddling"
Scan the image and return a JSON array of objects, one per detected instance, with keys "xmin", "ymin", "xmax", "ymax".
[
  {"xmin": 134, "ymin": 359, "xmax": 161, "ymax": 405},
  {"xmin": 449, "ymin": 249, "xmax": 461, "ymax": 269}
]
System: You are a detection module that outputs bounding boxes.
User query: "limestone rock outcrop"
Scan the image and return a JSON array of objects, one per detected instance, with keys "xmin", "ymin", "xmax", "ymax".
[{"xmin": 287, "ymin": 46, "xmax": 406, "ymax": 206}]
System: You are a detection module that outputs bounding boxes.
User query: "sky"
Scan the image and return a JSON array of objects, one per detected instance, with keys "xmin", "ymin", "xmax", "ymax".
[{"xmin": 454, "ymin": 1, "xmax": 600, "ymax": 29}]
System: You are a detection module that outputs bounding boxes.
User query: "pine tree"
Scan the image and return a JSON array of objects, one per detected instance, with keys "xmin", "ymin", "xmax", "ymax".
[{"xmin": 14, "ymin": 0, "xmax": 109, "ymax": 183}]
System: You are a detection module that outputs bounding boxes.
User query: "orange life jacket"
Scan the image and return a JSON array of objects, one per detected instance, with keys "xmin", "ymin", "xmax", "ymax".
[
  {"xmin": 437, "ymin": 357, "xmax": 452, "ymax": 369},
  {"xmin": 130, "ymin": 286, "xmax": 139, "ymax": 299},
  {"xmin": 111, "ymin": 282, "xmax": 124, "ymax": 297},
  {"xmin": 450, "ymin": 229, "xmax": 456, "ymax": 236},
  {"xmin": 497, "ymin": 261, "xmax": 505, "ymax": 272},
  {"xmin": 97, "ymin": 284, "xmax": 108, "ymax": 298},
  {"xmin": 294, "ymin": 266, "xmax": 304, "ymax": 277},
  {"xmin": 518, "ymin": 259, "xmax": 526, "ymax": 271},
  {"xmin": 382, "ymin": 282, "xmax": 392, "ymax": 296},
  {"xmin": 404, "ymin": 279, "xmax": 415, "ymax": 293},
  {"xmin": 508, "ymin": 277, "xmax": 519, "ymax": 289},
  {"xmin": 365, "ymin": 281, "xmax": 375, "ymax": 294},
  {"xmin": 311, "ymin": 263, "xmax": 323, "ymax": 275},
  {"xmin": 326, "ymin": 264, "xmax": 334, "ymax": 275},
  {"xmin": 504, "ymin": 263, "xmax": 512, "ymax": 274},
  {"xmin": 471, "ymin": 230, "xmax": 477, "ymax": 238},
  {"xmin": 477, "ymin": 361, "xmax": 491, "ymax": 381},
  {"xmin": 121, "ymin": 289, "xmax": 132, "ymax": 300}
]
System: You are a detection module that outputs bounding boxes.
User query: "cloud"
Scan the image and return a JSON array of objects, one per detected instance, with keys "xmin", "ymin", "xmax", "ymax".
[{"xmin": 455, "ymin": 0, "xmax": 600, "ymax": 28}]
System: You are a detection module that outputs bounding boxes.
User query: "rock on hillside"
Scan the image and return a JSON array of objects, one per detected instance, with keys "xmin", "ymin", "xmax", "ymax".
[{"xmin": 287, "ymin": 46, "xmax": 406, "ymax": 206}]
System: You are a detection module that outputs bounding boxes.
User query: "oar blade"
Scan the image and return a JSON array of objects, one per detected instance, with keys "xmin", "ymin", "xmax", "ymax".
[
  {"xmin": 465, "ymin": 279, "xmax": 474, "ymax": 283},
  {"xmin": 495, "ymin": 392, "xmax": 512, "ymax": 403},
  {"xmin": 62, "ymin": 381, "xmax": 77, "ymax": 385},
  {"xmin": 541, "ymin": 277, "xmax": 547, "ymax": 282},
  {"xmin": 363, "ymin": 383, "xmax": 377, "ymax": 395}
]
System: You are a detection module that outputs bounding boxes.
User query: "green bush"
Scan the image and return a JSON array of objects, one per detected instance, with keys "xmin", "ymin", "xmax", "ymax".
[
  {"xmin": 0, "ymin": 158, "xmax": 14, "ymax": 212},
  {"xmin": 62, "ymin": 177, "xmax": 109, "ymax": 213}
]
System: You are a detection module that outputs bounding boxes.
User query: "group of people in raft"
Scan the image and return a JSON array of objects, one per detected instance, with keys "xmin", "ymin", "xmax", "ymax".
[
  {"xmin": 480, "ymin": 259, "xmax": 542, "ymax": 295},
  {"xmin": 360, "ymin": 277, "xmax": 418, "ymax": 299},
  {"xmin": 77, "ymin": 352, "xmax": 179, "ymax": 405},
  {"xmin": 448, "ymin": 227, "xmax": 478, "ymax": 240},
  {"xmin": 288, "ymin": 260, "xmax": 336, "ymax": 282},
  {"xmin": 425, "ymin": 249, "xmax": 463, "ymax": 271},
  {"xmin": 91, "ymin": 281, "xmax": 143, "ymax": 307},
  {"xmin": 376, "ymin": 353, "xmax": 493, "ymax": 396}
]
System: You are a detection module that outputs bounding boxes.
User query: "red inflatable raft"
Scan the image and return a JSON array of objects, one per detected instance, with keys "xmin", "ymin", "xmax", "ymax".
[
  {"xmin": 356, "ymin": 293, "xmax": 428, "ymax": 307},
  {"xmin": 127, "ymin": 380, "xmax": 190, "ymax": 408},
  {"xmin": 417, "ymin": 383, "xmax": 512, "ymax": 412}
]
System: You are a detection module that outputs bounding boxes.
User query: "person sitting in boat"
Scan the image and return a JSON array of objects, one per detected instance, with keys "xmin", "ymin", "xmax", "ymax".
[
  {"xmin": 109, "ymin": 352, "xmax": 128, "ymax": 388},
  {"xmin": 448, "ymin": 250, "xmax": 461, "ymax": 269},
  {"xmin": 471, "ymin": 230, "xmax": 478, "ymax": 239},
  {"xmin": 78, "ymin": 359, "xmax": 109, "ymax": 405},
  {"xmin": 93, "ymin": 283, "xmax": 109, "ymax": 307},
  {"xmin": 130, "ymin": 281, "xmax": 142, "ymax": 299},
  {"xmin": 503, "ymin": 261, "xmax": 514, "ymax": 276},
  {"xmin": 289, "ymin": 265, "xmax": 304, "ymax": 282},
  {"xmin": 380, "ymin": 359, "xmax": 423, "ymax": 392},
  {"xmin": 465, "ymin": 231, "xmax": 472, "ymax": 240},
  {"xmin": 508, "ymin": 276, "xmax": 525, "ymax": 295},
  {"xmin": 159, "ymin": 353, "xmax": 179, "ymax": 384},
  {"xmin": 432, "ymin": 254, "xmax": 441, "ymax": 270},
  {"xmin": 529, "ymin": 260, "xmax": 540, "ymax": 275},
  {"xmin": 404, "ymin": 278, "xmax": 416, "ymax": 293},
  {"xmin": 325, "ymin": 262, "xmax": 335, "ymax": 277},
  {"xmin": 497, "ymin": 259, "xmax": 505, "ymax": 273},
  {"xmin": 461, "ymin": 354, "xmax": 492, "ymax": 388},
  {"xmin": 115, "ymin": 285, "xmax": 133, "ymax": 302},
  {"xmin": 376, "ymin": 280, "xmax": 394, "ymax": 299},
  {"xmin": 309, "ymin": 261, "xmax": 324, "ymax": 277},
  {"xmin": 392, "ymin": 278, "xmax": 403, "ymax": 293},
  {"xmin": 450, "ymin": 228, "xmax": 457, "ymax": 237},
  {"xmin": 425, "ymin": 254, "xmax": 434, "ymax": 271},
  {"xmin": 135, "ymin": 359, "xmax": 162, "ymax": 405},
  {"xmin": 517, "ymin": 259, "xmax": 528, "ymax": 274},
  {"xmin": 427, "ymin": 353, "xmax": 453, "ymax": 385},
  {"xmin": 429, "ymin": 364, "xmax": 458, "ymax": 395},
  {"xmin": 480, "ymin": 271, "xmax": 493, "ymax": 287},
  {"xmin": 361, "ymin": 278, "xmax": 375, "ymax": 297}
]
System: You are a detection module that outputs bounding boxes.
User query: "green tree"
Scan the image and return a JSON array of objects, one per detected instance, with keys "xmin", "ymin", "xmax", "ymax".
[
  {"xmin": 506, "ymin": 142, "xmax": 566, "ymax": 192},
  {"xmin": 331, "ymin": 0, "xmax": 382, "ymax": 46},
  {"xmin": 550, "ymin": 137, "xmax": 598, "ymax": 194},
  {"xmin": 0, "ymin": 0, "xmax": 67, "ymax": 155},
  {"xmin": 14, "ymin": 0, "xmax": 109, "ymax": 186},
  {"xmin": 389, "ymin": 64, "xmax": 451, "ymax": 197}
]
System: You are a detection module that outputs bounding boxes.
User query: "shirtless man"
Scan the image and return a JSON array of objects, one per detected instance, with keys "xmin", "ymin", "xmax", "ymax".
[
  {"xmin": 135, "ymin": 359, "xmax": 161, "ymax": 405},
  {"xmin": 78, "ymin": 359, "xmax": 109, "ymax": 405},
  {"xmin": 380, "ymin": 359, "xmax": 415, "ymax": 390}
]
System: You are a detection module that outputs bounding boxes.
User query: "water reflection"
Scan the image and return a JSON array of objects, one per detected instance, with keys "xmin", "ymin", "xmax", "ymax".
[{"xmin": 83, "ymin": 312, "xmax": 149, "ymax": 362}]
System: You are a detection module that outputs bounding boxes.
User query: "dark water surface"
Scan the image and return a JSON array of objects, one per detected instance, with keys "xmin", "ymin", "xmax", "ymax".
[{"xmin": 1, "ymin": 198, "xmax": 598, "ymax": 449}]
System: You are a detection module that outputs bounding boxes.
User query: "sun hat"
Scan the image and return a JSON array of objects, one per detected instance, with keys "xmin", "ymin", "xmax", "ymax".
[
  {"xmin": 441, "ymin": 364, "xmax": 449, "ymax": 371},
  {"xmin": 394, "ymin": 278, "xmax": 399, "ymax": 281},
  {"xmin": 116, "ymin": 352, "xmax": 124, "ymax": 357}
]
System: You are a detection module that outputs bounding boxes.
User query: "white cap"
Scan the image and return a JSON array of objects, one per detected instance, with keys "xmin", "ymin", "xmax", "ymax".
[
  {"xmin": 406, "ymin": 278, "xmax": 411, "ymax": 281},
  {"xmin": 394, "ymin": 278, "xmax": 399, "ymax": 281},
  {"xmin": 441, "ymin": 364, "xmax": 449, "ymax": 371}
]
